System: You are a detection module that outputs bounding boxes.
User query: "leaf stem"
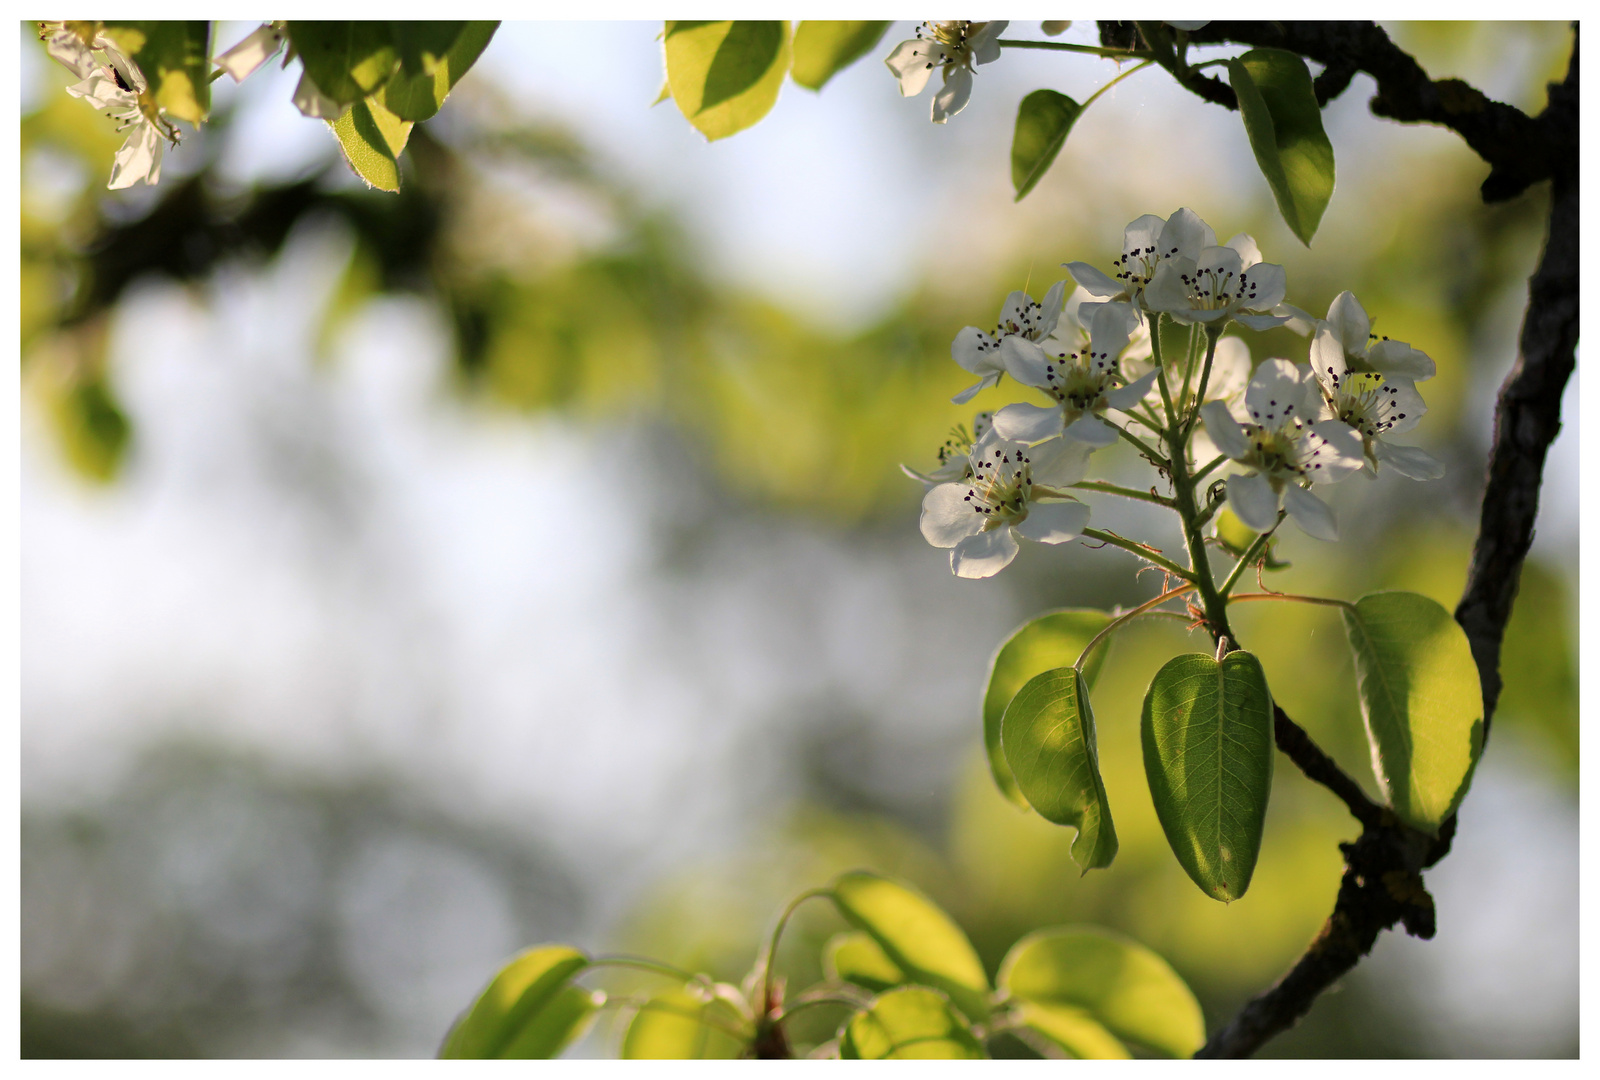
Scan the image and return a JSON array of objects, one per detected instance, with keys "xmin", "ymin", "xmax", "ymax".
[
  {"xmin": 1075, "ymin": 583, "xmax": 1197, "ymax": 670},
  {"xmin": 1218, "ymin": 525, "xmax": 1276, "ymax": 599},
  {"xmin": 1230, "ymin": 591, "xmax": 1356, "ymax": 613},
  {"xmin": 1193, "ymin": 453, "xmax": 1228, "ymax": 483},
  {"xmin": 590, "ymin": 954, "xmax": 712, "ymax": 986},
  {"xmin": 758, "ymin": 888, "xmax": 831, "ymax": 1014},
  {"xmin": 996, "ymin": 39, "xmax": 1149, "ymax": 59},
  {"xmin": 1115, "ymin": 425, "xmax": 1168, "ymax": 467},
  {"xmin": 1079, "ymin": 527, "xmax": 1193, "ymax": 580},
  {"xmin": 1081, "ymin": 59, "xmax": 1156, "ymax": 109},
  {"xmin": 1071, "ymin": 479, "xmax": 1174, "ymax": 507}
]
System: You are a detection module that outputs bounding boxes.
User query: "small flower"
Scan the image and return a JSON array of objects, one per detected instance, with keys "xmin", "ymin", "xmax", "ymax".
[
  {"xmin": 901, "ymin": 413, "xmax": 993, "ymax": 486},
  {"xmin": 885, "ymin": 21, "xmax": 1008, "ymax": 123},
  {"xmin": 1199, "ymin": 359, "xmax": 1364, "ymax": 540},
  {"xmin": 1311, "ymin": 290, "xmax": 1436, "ymax": 383},
  {"xmin": 1313, "ymin": 341, "xmax": 1443, "ymax": 480},
  {"xmin": 949, "ymin": 279, "xmax": 1066, "ymax": 403},
  {"xmin": 64, "ymin": 53, "xmax": 180, "ymax": 190},
  {"xmin": 920, "ymin": 430, "xmax": 1094, "ymax": 578},
  {"xmin": 215, "ymin": 23, "xmax": 286, "ymax": 83},
  {"xmin": 1145, "ymin": 233, "xmax": 1289, "ymax": 331},
  {"xmin": 1064, "ymin": 207, "xmax": 1216, "ymax": 311},
  {"xmin": 991, "ymin": 299, "xmax": 1157, "ymax": 446}
]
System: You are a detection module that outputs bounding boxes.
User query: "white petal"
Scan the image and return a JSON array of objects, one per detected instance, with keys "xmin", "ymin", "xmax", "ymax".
[
  {"xmin": 108, "ymin": 123, "xmax": 161, "ymax": 189},
  {"xmin": 931, "ymin": 66, "xmax": 972, "ymax": 123},
  {"xmin": 1166, "ymin": 21, "xmax": 1211, "ymax": 32},
  {"xmin": 1282, "ymin": 484, "xmax": 1339, "ymax": 540},
  {"xmin": 1310, "ymin": 323, "xmax": 1350, "ymax": 388},
  {"xmin": 1383, "ymin": 379, "xmax": 1428, "ymax": 435},
  {"xmin": 1273, "ymin": 302, "xmax": 1317, "ymax": 336},
  {"xmin": 951, "ymin": 326, "xmax": 1003, "ymax": 376},
  {"xmin": 1239, "ymin": 261, "xmax": 1286, "ymax": 311},
  {"xmin": 1200, "ymin": 401, "xmax": 1251, "ymax": 459},
  {"xmin": 216, "ymin": 24, "xmax": 283, "ymax": 82},
  {"xmin": 1105, "ymin": 369, "xmax": 1158, "ymax": 411},
  {"xmin": 1088, "ymin": 301, "xmax": 1141, "ymax": 357},
  {"xmin": 1036, "ymin": 279, "xmax": 1068, "ymax": 339},
  {"xmin": 950, "ymin": 375, "xmax": 997, "ymax": 404},
  {"xmin": 969, "ymin": 21, "xmax": 1008, "ymax": 64},
  {"xmin": 1123, "ymin": 213, "xmax": 1167, "ymax": 255},
  {"xmin": 1375, "ymin": 441, "xmax": 1445, "ymax": 480},
  {"xmin": 1015, "ymin": 500, "xmax": 1090, "ymax": 544},
  {"xmin": 1233, "ymin": 312, "xmax": 1290, "ymax": 331},
  {"xmin": 1204, "ymin": 336, "xmax": 1252, "ymax": 403},
  {"xmin": 991, "ymin": 402, "xmax": 1063, "ymax": 442},
  {"xmin": 1159, "ymin": 208, "xmax": 1216, "ymax": 259},
  {"xmin": 1062, "ymin": 414, "xmax": 1119, "ymax": 447},
  {"xmin": 1244, "ymin": 359, "xmax": 1310, "ymax": 429},
  {"xmin": 1143, "ymin": 259, "xmax": 1195, "ymax": 316},
  {"xmin": 1326, "ymin": 291, "xmax": 1370, "ymax": 351},
  {"xmin": 952, "ymin": 527, "xmax": 1020, "ymax": 578},
  {"xmin": 44, "ymin": 27, "xmax": 99, "ymax": 79},
  {"xmin": 1064, "ymin": 261, "xmax": 1125, "ymax": 298},
  {"xmin": 1196, "ymin": 244, "xmax": 1244, "ymax": 280},
  {"xmin": 920, "ymin": 483, "xmax": 986, "ymax": 547},
  {"xmin": 293, "ymin": 70, "xmax": 343, "ymax": 118},
  {"xmin": 1368, "ymin": 339, "xmax": 1437, "ymax": 382},
  {"xmin": 1227, "ymin": 472, "xmax": 1282, "ymax": 533},
  {"xmin": 1304, "ymin": 420, "xmax": 1366, "ymax": 482},
  {"xmin": 885, "ymin": 39, "xmax": 936, "ymax": 96},
  {"xmin": 997, "ymin": 335, "xmax": 1051, "ymax": 386},
  {"xmin": 1029, "ymin": 434, "xmax": 1095, "ymax": 487}
]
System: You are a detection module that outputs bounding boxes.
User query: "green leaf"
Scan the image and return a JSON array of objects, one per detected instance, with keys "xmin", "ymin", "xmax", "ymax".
[
  {"xmin": 999, "ymin": 926, "xmax": 1205, "ymax": 1058},
  {"xmin": 287, "ymin": 22, "xmax": 398, "ymax": 106},
  {"xmin": 101, "ymin": 21, "xmax": 211, "ymax": 123},
  {"xmin": 823, "ymin": 931, "xmax": 905, "ymax": 994},
  {"xmin": 1141, "ymin": 650, "xmax": 1274, "ymax": 901},
  {"xmin": 1011, "ymin": 89, "xmax": 1083, "ymax": 201},
  {"xmin": 1000, "ymin": 668, "xmax": 1118, "ymax": 871},
  {"xmin": 790, "ymin": 21, "xmax": 890, "ymax": 90},
  {"xmin": 380, "ymin": 21, "xmax": 498, "ymax": 122},
  {"xmin": 440, "ymin": 945, "xmax": 595, "ymax": 1058},
  {"xmin": 1342, "ymin": 591, "xmax": 1484, "ymax": 834},
  {"xmin": 621, "ymin": 988, "xmax": 747, "ymax": 1059},
  {"xmin": 1227, "ymin": 48, "xmax": 1335, "ymax": 245},
  {"xmin": 1013, "ymin": 1002, "xmax": 1130, "ymax": 1059},
  {"xmin": 328, "ymin": 96, "xmax": 413, "ymax": 192},
  {"xmin": 663, "ymin": 21, "xmax": 792, "ymax": 141},
  {"xmin": 983, "ymin": 610, "xmax": 1114, "ymax": 809},
  {"xmin": 841, "ymin": 987, "xmax": 987, "ymax": 1060},
  {"xmin": 388, "ymin": 22, "xmax": 467, "ymax": 76},
  {"xmin": 829, "ymin": 871, "xmax": 990, "ymax": 1023}
]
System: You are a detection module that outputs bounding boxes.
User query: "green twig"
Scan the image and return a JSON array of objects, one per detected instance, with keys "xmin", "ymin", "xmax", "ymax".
[
  {"xmin": 1081, "ymin": 59, "xmax": 1156, "ymax": 109},
  {"xmin": 1075, "ymin": 583, "xmax": 1198, "ymax": 670},
  {"xmin": 758, "ymin": 888, "xmax": 831, "ymax": 1014},
  {"xmin": 997, "ymin": 39, "xmax": 1148, "ymax": 59},
  {"xmin": 1218, "ymin": 525, "xmax": 1277, "ymax": 599},
  {"xmin": 1072, "ymin": 479, "xmax": 1175, "ymax": 508},
  {"xmin": 1080, "ymin": 527, "xmax": 1193, "ymax": 580},
  {"xmin": 1230, "ymin": 591, "xmax": 1356, "ymax": 613}
]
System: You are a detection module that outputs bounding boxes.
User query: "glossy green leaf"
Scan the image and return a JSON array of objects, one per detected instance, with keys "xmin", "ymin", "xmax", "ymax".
[
  {"xmin": 999, "ymin": 927, "xmax": 1205, "ymax": 1058},
  {"xmin": 380, "ymin": 21, "xmax": 498, "ymax": 122},
  {"xmin": 328, "ymin": 96, "xmax": 413, "ymax": 192},
  {"xmin": 287, "ymin": 22, "xmax": 398, "ymax": 106},
  {"xmin": 1342, "ymin": 591, "xmax": 1484, "ymax": 834},
  {"xmin": 1227, "ymin": 48, "xmax": 1335, "ymax": 245},
  {"xmin": 823, "ymin": 931, "xmax": 905, "ymax": 994},
  {"xmin": 1011, "ymin": 89, "xmax": 1083, "ymax": 201},
  {"xmin": 1013, "ymin": 1002, "xmax": 1130, "ymax": 1059},
  {"xmin": 983, "ymin": 610, "xmax": 1113, "ymax": 809},
  {"xmin": 1000, "ymin": 668, "xmax": 1118, "ymax": 871},
  {"xmin": 101, "ymin": 21, "xmax": 211, "ymax": 123},
  {"xmin": 829, "ymin": 871, "xmax": 990, "ymax": 1023},
  {"xmin": 621, "ymin": 988, "xmax": 747, "ymax": 1059},
  {"xmin": 790, "ymin": 21, "xmax": 890, "ymax": 90},
  {"xmin": 388, "ymin": 22, "xmax": 467, "ymax": 76},
  {"xmin": 1142, "ymin": 650, "xmax": 1274, "ymax": 901},
  {"xmin": 664, "ymin": 21, "xmax": 792, "ymax": 141},
  {"xmin": 441, "ymin": 945, "xmax": 594, "ymax": 1058},
  {"xmin": 841, "ymin": 987, "xmax": 986, "ymax": 1060}
]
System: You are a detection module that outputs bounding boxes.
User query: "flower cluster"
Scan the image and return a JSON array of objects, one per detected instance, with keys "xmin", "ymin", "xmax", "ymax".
[
  {"xmin": 885, "ymin": 21, "xmax": 1007, "ymax": 123},
  {"xmin": 907, "ymin": 208, "xmax": 1443, "ymax": 577}
]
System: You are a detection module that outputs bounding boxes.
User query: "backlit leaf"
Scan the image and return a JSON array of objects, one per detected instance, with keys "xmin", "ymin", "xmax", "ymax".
[
  {"xmin": 380, "ymin": 21, "xmax": 498, "ymax": 122},
  {"xmin": 841, "ymin": 987, "xmax": 986, "ymax": 1060},
  {"xmin": 823, "ymin": 931, "xmax": 905, "ymax": 994},
  {"xmin": 1228, "ymin": 48, "xmax": 1335, "ymax": 245},
  {"xmin": 287, "ymin": 22, "xmax": 398, "ymax": 106},
  {"xmin": 1013, "ymin": 1002, "xmax": 1130, "ymax": 1059},
  {"xmin": 101, "ymin": 21, "xmax": 210, "ymax": 123},
  {"xmin": 328, "ymin": 96, "xmax": 413, "ymax": 192},
  {"xmin": 790, "ymin": 21, "xmax": 890, "ymax": 90},
  {"xmin": 441, "ymin": 945, "xmax": 594, "ymax": 1059},
  {"xmin": 621, "ymin": 988, "xmax": 747, "ymax": 1059},
  {"xmin": 1011, "ymin": 89, "xmax": 1083, "ymax": 201},
  {"xmin": 664, "ymin": 21, "xmax": 792, "ymax": 141}
]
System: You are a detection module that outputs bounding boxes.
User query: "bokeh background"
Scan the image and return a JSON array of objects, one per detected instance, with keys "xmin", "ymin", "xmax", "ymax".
[{"xmin": 19, "ymin": 21, "xmax": 1578, "ymax": 1058}]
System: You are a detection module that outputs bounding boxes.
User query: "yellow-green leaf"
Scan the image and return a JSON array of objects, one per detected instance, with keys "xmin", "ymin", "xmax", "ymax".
[
  {"xmin": 999, "ymin": 927, "xmax": 1204, "ymax": 1057},
  {"xmin": 621, "ymin": 988, "xmax": 747, "ymax": 1059},
  {"xmin": 823, "ymin": 931, "xmax": 906, "ymax": 994},
  {"xmin": 664, "ymin": 21, "xmax": 791, "ymax": 141},
  {"xmin": 983, "ymin": 610, "xmax": 1113, "ymax": 809},
  {"xmin": 328, "ymin": 96, "xmax": 413, "ymax": 192},
  {"xmin": 1011, "ymin": 88, "xmax": 1083, "ymax": 201},
  {"xmin": 1013, "ymin": 1002, "xmax": 1130, "ymax": 1059},
  {"xmin": 287, "ymin": 22, "xmax": 398, "ymax": 106},
  {"xmin": 101, "ymin": 21, "xmax": 211, "ymax": 123},
  {"xmin": 440, "ymin": 945, "xmax": 594, "ymax": 1059},
  {"xmin": 790, "ymin": 21, "xmax": 890, "ymax": 90},
  {"xmin": 1227, "ymin": 47, "xmax": 1335, "ymax": 245},
  {"xmin": 841, "ymin": 987, "xmax": 986, "ymax": 1060},
  {"xmin": 829, "ymin": 871, "xmax": 990, "ymax": 1023},
  {"xmin": 1001, "ymin": 668, "xmax": 1118, "ymax": 871},
  {"xmin": 380, "ymin": 21, "xmax": 498, "ymax": 122},
  {"xmin": 1342, "ymin": 591, "xmax": 1484, "ymax": 834}
]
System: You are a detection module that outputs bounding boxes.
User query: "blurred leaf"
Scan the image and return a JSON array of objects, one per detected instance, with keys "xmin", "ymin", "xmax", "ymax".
[
  {"xmin": 1141, "ymin": 650, "xmax": 1274, "ymax": 901},
  {"xmin": 840, "ymin": 987, "xmax": 986, "ymax": 1060},
  {"xmin": 1011, "ymin": 89, "xmax": 1083, "ymax": 202},
  {"xmin": 999, "ymin": 926, "xmax": 1205, "ymax": 1057},
  {"xmin": 1214, "ymin": 508, "xmax": 1289, "ymax": 570},
  {"xmin": 287, "ymin": 22, "xmax": 398, "ymax": 105},
  {"xmin": 1227, "ymin": 48, "xmax": 1335, "ymax": 245},
  {"xmin": 790, "ymin": 21, "xmax": 890, "ymax": 90},
  {"xmin": 1495, "ymin": 560, "xmax": 1577, "ymax": 779},
  {"xmin": 1000, "ymin": 668, "xmax": 1118, "ymax": 871},
  {"xmin": 983, "ymin": 610, "xmax": 1113, "ymax": 809},
  {"xmin": 621, "ymin": 988, "xmax": 747, "ymax": 1059},
  {"xmin": 664, "ymin": 21, "xmax": 792, "ymax": 141},
  {"xmin": 830, "ymin": 870, "xmax": 990, "ymax": 1023},
  {"xmin": 1013, "ymin": 1002, "xmax": 1130, "ymax": 1059},
  {"xmin": 101, "ymin": 21, "xmax": 211, "ymax": 123},
  {"xmin": 1342, "ymin": 591, "xmax": 1484, "ymax": 834},
  {"xmin": 441, "ymin": 945, "xmax": 593, "ymax": 1058},
  {"xmin": 823, "ymin": 931, "xmax": 905, "ymax": 994},
  {"xmin": 380, "ymin": 21, "xmax": 498, "ymax": 122},
  {"xmin": 328, "ymin": 97, "xmax": 413, "ymax": 192}
]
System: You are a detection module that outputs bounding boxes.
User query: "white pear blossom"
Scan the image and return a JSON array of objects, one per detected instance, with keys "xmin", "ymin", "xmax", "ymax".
[
  {"xmin": 1313, "ymin": 341, "xmax": 1444, "ymax": 480},
  {"xmin": 1064, "ymin": 207, "xmax": 1215, "ymax": 312},
  {"xmin": 215, "ymin": 23, "xmax": 286, "ymax": 83},
  {"xmin": 920, "ymin": 430, "xmax": 1094, "ymax": 578},
  {"xmin": 1311, "ymin": 290, "xmax": 1436, "ymax": 383},
  {"xmin": 1199, "ymin": 359, "xmax": 1364, "ymax": 540},
  {"xmin": 1145, "ymin": 233, "xmax": 1289, "ymax": 331},
  {"xmin": 37, "ymin": 21, "xmax": 135, "ymax": 80},
  {"xmin": 885, "ymin": 21, "xmax": 1007, "ymax": 123},
  {"xmin": 992, "ymin": 300, "xmax": 1157, "ymax": 446},
  {"xmin": 949, "ymin": 279, "xmax": 1066, "ymax": 403},
  {"xmin": 900, "ymin": 412, "xmax": 993, "ymax": 486},
  {"xmin": 64, "ymin": 53, "xmax": 179, "ymax": 190}
]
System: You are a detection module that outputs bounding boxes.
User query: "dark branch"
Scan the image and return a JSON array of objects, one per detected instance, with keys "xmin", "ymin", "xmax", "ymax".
[{"xmin": 1272, "ymin": 708, "xmax": 1383, "ymax": 831}]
